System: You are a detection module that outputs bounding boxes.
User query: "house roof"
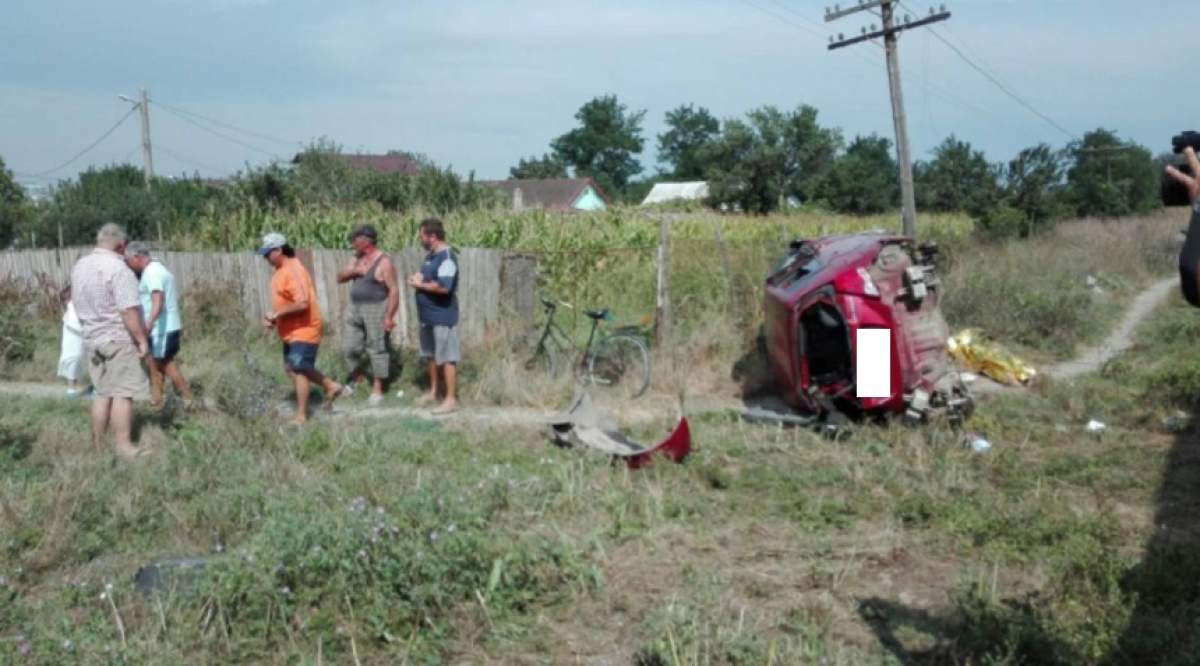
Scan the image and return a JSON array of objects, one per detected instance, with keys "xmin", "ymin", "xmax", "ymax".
[
  {"xmin": 641, "ymin": 181, "xmax": 709, "ymax": 206},
  {"xmin": 481, "ymin": 178, "xmax": 610, "ymax": 210},
  {"xmin": 289, "ymin": 153, "xmax": 423, "ymax": 175},
  {"xmin": 341, "ymin": 154, "xmax": 422, "ymax": 175}
]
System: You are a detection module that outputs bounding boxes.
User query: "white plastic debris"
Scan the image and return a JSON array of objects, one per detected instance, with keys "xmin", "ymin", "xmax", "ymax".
[
  {"xmin": 1085, "ymin": 419, "xmax": 1107, "ymax": 433},
  {"xmin": 965, "ymin": 432, "xmax": 992, "ymax": 453},
  {"xmin": 960, "ymin": 372, "xmax": 979, "ymax": 384},
  {"xmin": 395, "ymin": 390, "xmax": 405, "ymax": 398}
]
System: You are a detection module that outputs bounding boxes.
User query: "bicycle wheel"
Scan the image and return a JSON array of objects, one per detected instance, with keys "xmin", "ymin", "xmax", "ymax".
[
  {"xmin": 587, "ymin": 334, "xmax": 651, "ymax": 399},
  {"xmin": 525, "ymin": 342, "xmax": 560, "ymax": 378}
]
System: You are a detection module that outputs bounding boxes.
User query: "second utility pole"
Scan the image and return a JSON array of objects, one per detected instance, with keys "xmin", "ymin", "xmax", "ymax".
[
  {"xmin": 137, "ymin": 89, "xmax": 154, "ymax": 192},
  {"xmin": 826, "ymin": 2, "xmax": 951, "ymax": 239}
]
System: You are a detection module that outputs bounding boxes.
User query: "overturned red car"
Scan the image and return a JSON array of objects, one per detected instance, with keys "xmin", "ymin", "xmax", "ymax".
[{"xmin": 760, "ymin": 231, "xmax": 972, "ymax": 424}]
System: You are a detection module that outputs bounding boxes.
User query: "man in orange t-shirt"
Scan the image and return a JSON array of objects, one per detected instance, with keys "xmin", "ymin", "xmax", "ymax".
[{"xmin": 259, "ymin": 233, "xmax": 345, "ymax": 423}]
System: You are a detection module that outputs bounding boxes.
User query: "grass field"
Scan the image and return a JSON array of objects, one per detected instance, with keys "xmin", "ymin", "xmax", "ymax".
[{"xmin": 0, "ymin": 209, "xmax": 1195, "ymax": 664}]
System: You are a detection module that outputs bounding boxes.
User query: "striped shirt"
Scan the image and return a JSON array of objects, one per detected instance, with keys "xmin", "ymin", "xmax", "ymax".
[{"xmin": 70, "ymin": 247, "xmax": 141, "ymax": 348}]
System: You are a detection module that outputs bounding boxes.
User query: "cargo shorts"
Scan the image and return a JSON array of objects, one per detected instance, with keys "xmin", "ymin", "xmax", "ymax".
[
  {"xmin": 342, "ymin": 300, "xmax": 391, "ymax": 379},
  {"xmin": 88, "ymin": 340, "xmax": 149, "ymax": 399}
]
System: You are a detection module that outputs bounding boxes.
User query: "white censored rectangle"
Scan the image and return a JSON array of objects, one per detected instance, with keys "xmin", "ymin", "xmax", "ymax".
[{"xmin": 856, "ymin": 328, "xmax": 891, "ymax": 398}]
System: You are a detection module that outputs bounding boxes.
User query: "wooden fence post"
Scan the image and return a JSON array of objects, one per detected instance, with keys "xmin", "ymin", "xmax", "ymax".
[{"xmin": 655, "ymin": 216, "xmax": 672, "ymax": 348}]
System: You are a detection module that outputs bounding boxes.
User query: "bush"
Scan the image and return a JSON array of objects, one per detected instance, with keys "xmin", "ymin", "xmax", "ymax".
[
  {"xmin": 0, "ymin": 278, "xmax": 56, "ymax": 366},
  {"xmin": 976, "ymin": 203, "xmax": 1032, "ymax": 240},
  {"xmin": 201, "ymin": 485, "xmax": 593, "ymax": 661}
]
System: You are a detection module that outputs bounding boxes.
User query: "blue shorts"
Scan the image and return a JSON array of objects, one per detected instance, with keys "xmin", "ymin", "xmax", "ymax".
[
  {"xmin": 282, "ymin": 342, "xmax": 320, "ymax": 373},
  {"xmin": 151, "ymin": 330, "xmax": 182, "ymax": 362}
]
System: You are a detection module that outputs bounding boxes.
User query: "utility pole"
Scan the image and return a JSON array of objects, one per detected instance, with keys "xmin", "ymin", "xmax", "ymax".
[
  {"xmin": 137, "ymin": 89, "xmax": 154, "ymax": 191},
  {"xmin": 120, "ymin": 89, "xmax": 159, "ymax": 240},
  {"xmin": 826, "ymin": 2, "xmax": 951, "ymax": 239}
]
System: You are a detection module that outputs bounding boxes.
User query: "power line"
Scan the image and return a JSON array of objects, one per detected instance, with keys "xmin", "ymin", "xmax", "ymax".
[
  {"xmin": 14, "ymin": 107, "xmax": 138, "ymax": 178},
  {"xmin": 155, "ymin": 143, "xmax": 229, "ymax": 176},
  {"xmin": 733, "ymin": 0, "xmax": 999, "ymax": 125},
  {"xmin": 154, "ymin": 103, "xmax": 282, "ymax": 158},
  {"xmin": 151, "ymin": 99, "xmax": 301, "ymax": 148},
  {"xmin": 896, "ymin": 1, "xmax": 1076, "ymax": 140},
  {"xmin": 733, "ymin": 0, "xmax": 826, "ymax": 39}
]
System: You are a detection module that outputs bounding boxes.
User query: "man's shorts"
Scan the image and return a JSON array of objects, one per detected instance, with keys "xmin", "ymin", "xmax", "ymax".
[
  {"xmin": 282, "ymin": 341, "xmax": 320, "ymax": 373},
  {"xmin": 419, "ymin": 324, "xmax": 460, "ymax": 366},
  {"xmin": 151, "ymin": 330, "xmax": 182, "ymax": 362},
  {"xmin": 88, "ymin": 340, "xmax": 149, "ymax": 399}
]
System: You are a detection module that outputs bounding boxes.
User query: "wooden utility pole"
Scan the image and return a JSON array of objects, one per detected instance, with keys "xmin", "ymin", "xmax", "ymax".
[
  {"xmin": 826, "ymin": 2, "xmax": 951, "ymax": 239},
  {"xmin": 123, "ymin": 88, "xmax": 161, "ymax": 240},
  {"xmin": 137, "ymin": 89, "xmax": 154, "ymax": 192}
]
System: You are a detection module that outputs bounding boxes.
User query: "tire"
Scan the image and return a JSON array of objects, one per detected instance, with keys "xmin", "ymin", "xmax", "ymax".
[{"xmin": 587, "ymin": 334, "xmax": 651, "ymax": 400}]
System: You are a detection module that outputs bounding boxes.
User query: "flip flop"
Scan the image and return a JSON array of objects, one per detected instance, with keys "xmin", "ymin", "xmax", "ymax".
[{"xmin": 431, "ymin": 404, "xmax": 459, "ymax": 416}]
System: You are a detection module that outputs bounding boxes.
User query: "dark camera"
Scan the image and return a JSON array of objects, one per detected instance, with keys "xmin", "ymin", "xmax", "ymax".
[{"xmin": 1163, "ymin": 131, "xmax": 1200, "ymax": 206}]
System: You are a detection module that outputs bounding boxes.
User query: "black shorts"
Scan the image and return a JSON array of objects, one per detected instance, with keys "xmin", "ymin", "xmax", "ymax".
[
  {"xmin": 282, "ymin": 341, "xmax": 320, "ymax": 373},
  {"xmin": 152, "ymin": 330, "xmax": 182, "ymax": 362}
]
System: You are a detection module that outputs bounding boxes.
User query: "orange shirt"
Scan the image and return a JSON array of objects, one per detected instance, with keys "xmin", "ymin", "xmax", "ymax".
[{"xmin": 270, "ymin": 256, "xmax": 322, "ymax": 344}]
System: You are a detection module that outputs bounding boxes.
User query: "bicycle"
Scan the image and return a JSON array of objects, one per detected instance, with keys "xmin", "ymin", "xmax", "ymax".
[{"xmin": 525, "ymin": 297, "xmax": 652, "ymax": 400}]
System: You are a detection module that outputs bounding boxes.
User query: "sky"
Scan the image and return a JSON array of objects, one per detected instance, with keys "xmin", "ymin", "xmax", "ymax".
[{"xmin": 1, "ymin": 0, "xmax": 1193, "ymax": 191}]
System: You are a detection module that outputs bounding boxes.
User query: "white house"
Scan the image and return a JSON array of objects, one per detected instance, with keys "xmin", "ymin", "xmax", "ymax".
[{"xmin": 641, "ymin": 181, "xmax": 709, "ymax": 206}]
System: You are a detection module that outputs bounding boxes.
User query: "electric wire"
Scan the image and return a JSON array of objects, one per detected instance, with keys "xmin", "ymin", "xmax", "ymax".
[
  {"xmin": 14, "ymin": 107, "xmax": 137, "ymax": 178},
  {"xmin": 151, "ymin": 99, "xmax": 301, "ymax": 148},
  {"xmin": 154, "ymin": 103, "xmax": 282, "ymax": 158}
]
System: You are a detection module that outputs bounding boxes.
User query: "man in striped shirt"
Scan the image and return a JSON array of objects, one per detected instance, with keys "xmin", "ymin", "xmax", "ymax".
[{"xmin": 69, "ymin": 223, "xmax": 150, "ymax": 460}]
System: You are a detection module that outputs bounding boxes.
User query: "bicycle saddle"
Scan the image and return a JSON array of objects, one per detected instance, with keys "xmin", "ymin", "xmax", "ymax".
[{"xmin": 585, "ymin": 309, "xmax": 609, "ymax": 320}]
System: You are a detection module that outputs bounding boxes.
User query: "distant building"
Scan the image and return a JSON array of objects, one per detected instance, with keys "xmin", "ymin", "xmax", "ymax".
[
  {"xmin": 17, "ymin": 182, "xmax": 51, "ymax": 202},
  {"xmin": 292, "ymin": 152, "xmax": 423, "ymax": 176},
  {"xmin": 641, "ymin": 181, "xmax": 709, "ymax": 206},
  {"xmin": 482, "ymin": 178, "xmax": 610, "ymax": 212}
]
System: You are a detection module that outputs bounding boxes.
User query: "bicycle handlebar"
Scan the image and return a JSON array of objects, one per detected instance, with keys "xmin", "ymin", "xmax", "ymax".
[{"xmin": 541, "ymin": 296, "xmax": 574, "ymax": 310}]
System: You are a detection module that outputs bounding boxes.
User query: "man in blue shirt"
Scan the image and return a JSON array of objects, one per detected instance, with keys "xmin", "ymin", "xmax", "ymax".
[
  {"xmin": 125, "ymin": 242, "xmax": 194, "ymax": 408},
  {"xmin": 407, "ymin": 218, "xmax": 460, "ymax": 414}
]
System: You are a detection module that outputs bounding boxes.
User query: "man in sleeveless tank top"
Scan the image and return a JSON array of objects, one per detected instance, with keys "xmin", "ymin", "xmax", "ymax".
[{"xmin": 337, "ymin": 224, "xmax": 399, "ymax": 406}]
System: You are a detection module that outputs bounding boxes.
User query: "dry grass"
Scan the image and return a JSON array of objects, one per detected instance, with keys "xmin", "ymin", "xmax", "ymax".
[
  {"xmin": 941, "ymin": 211, "xmax": 1179, "ymax": 360},
  {"xmin": 0, "ymin": 210, "xmax": 1195, "ymax": 663}
]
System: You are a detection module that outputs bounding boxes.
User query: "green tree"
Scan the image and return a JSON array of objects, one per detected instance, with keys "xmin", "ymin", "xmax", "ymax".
[
  {"xmin": 291, "ymin": 137, "xmax": 359, "ymax": 206},
  {"xmin": 42, "ymin": 164, "xmax": 160, "ymax": 245},
  {"xmin": 657, "ymin": 104, "xmax": 719, "ymax": 180},
  {"xmin": 813, "ymin": 135, "xmax": 899, "ymax": 214},
  {"xmin": 0, "ymin": 156, "xmax": 27, "ymax": 248},
  {"xmin": 702, "ymin": 118, "xmax": 776, "ymax": 215},
  {"xmin": 1065, "ymin": 128, "xmax": 1159, "ymax": 217},
  {"xmin": 1003, "ymin": 143, "xmax": 1068, "ymax": 229},
  {"xmin": 914, "ymin": 135, "xmax": 1000, "ymax": 216},
  {"xmin": 551, "ymin": 95, "xmax": 646, "ymax": 196},
  {"xmin": 509, "ymin": 153, "xmax": 568, "ymax": 179},
  {"xmin": 702, "ymin": 105, "xmax": 842, "ymax": 214}
]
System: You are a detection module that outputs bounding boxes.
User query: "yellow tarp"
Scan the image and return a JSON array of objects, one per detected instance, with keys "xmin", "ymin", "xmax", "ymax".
[{"xmin": 947, "ymin": 329, "xmax": 1036, "ymax": 386}]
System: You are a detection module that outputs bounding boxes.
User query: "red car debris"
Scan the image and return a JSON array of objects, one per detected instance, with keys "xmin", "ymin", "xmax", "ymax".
[{"xmin": 759, "ymin": 231, "xmax": 973, "ymax": 425}]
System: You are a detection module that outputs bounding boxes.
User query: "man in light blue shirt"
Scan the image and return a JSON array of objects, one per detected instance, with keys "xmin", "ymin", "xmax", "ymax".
[{"xmin": 125, "ymin": 242, "xmax": 194, "ymax": 408}]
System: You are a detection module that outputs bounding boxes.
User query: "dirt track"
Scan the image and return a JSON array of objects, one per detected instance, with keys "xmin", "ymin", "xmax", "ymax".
[
  {"xmin": 971, "ymin": 277, "xmax": 1175, "ymax": 395},
  {"xmin": 0, "ymin": 276, "xmax": 1178, "ymax": 418}
]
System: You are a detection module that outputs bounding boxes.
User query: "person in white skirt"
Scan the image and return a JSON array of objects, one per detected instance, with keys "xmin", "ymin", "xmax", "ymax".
[{"xmin": 57, "ymin": 289, "xmax": 90, "ymax": 397}]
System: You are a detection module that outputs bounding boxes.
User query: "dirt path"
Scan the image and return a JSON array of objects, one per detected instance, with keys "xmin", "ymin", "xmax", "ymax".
[
  {"xmin": 971, "ymin": 277, "xmax": 1176, "ymax": 395},
  {"xmin": 0, "ymin": 378, "xmax": 689, "ymax": 430},
  {"xmin": 0, "ymin": 277, "xmax": 1177, "ymax": 417}
]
